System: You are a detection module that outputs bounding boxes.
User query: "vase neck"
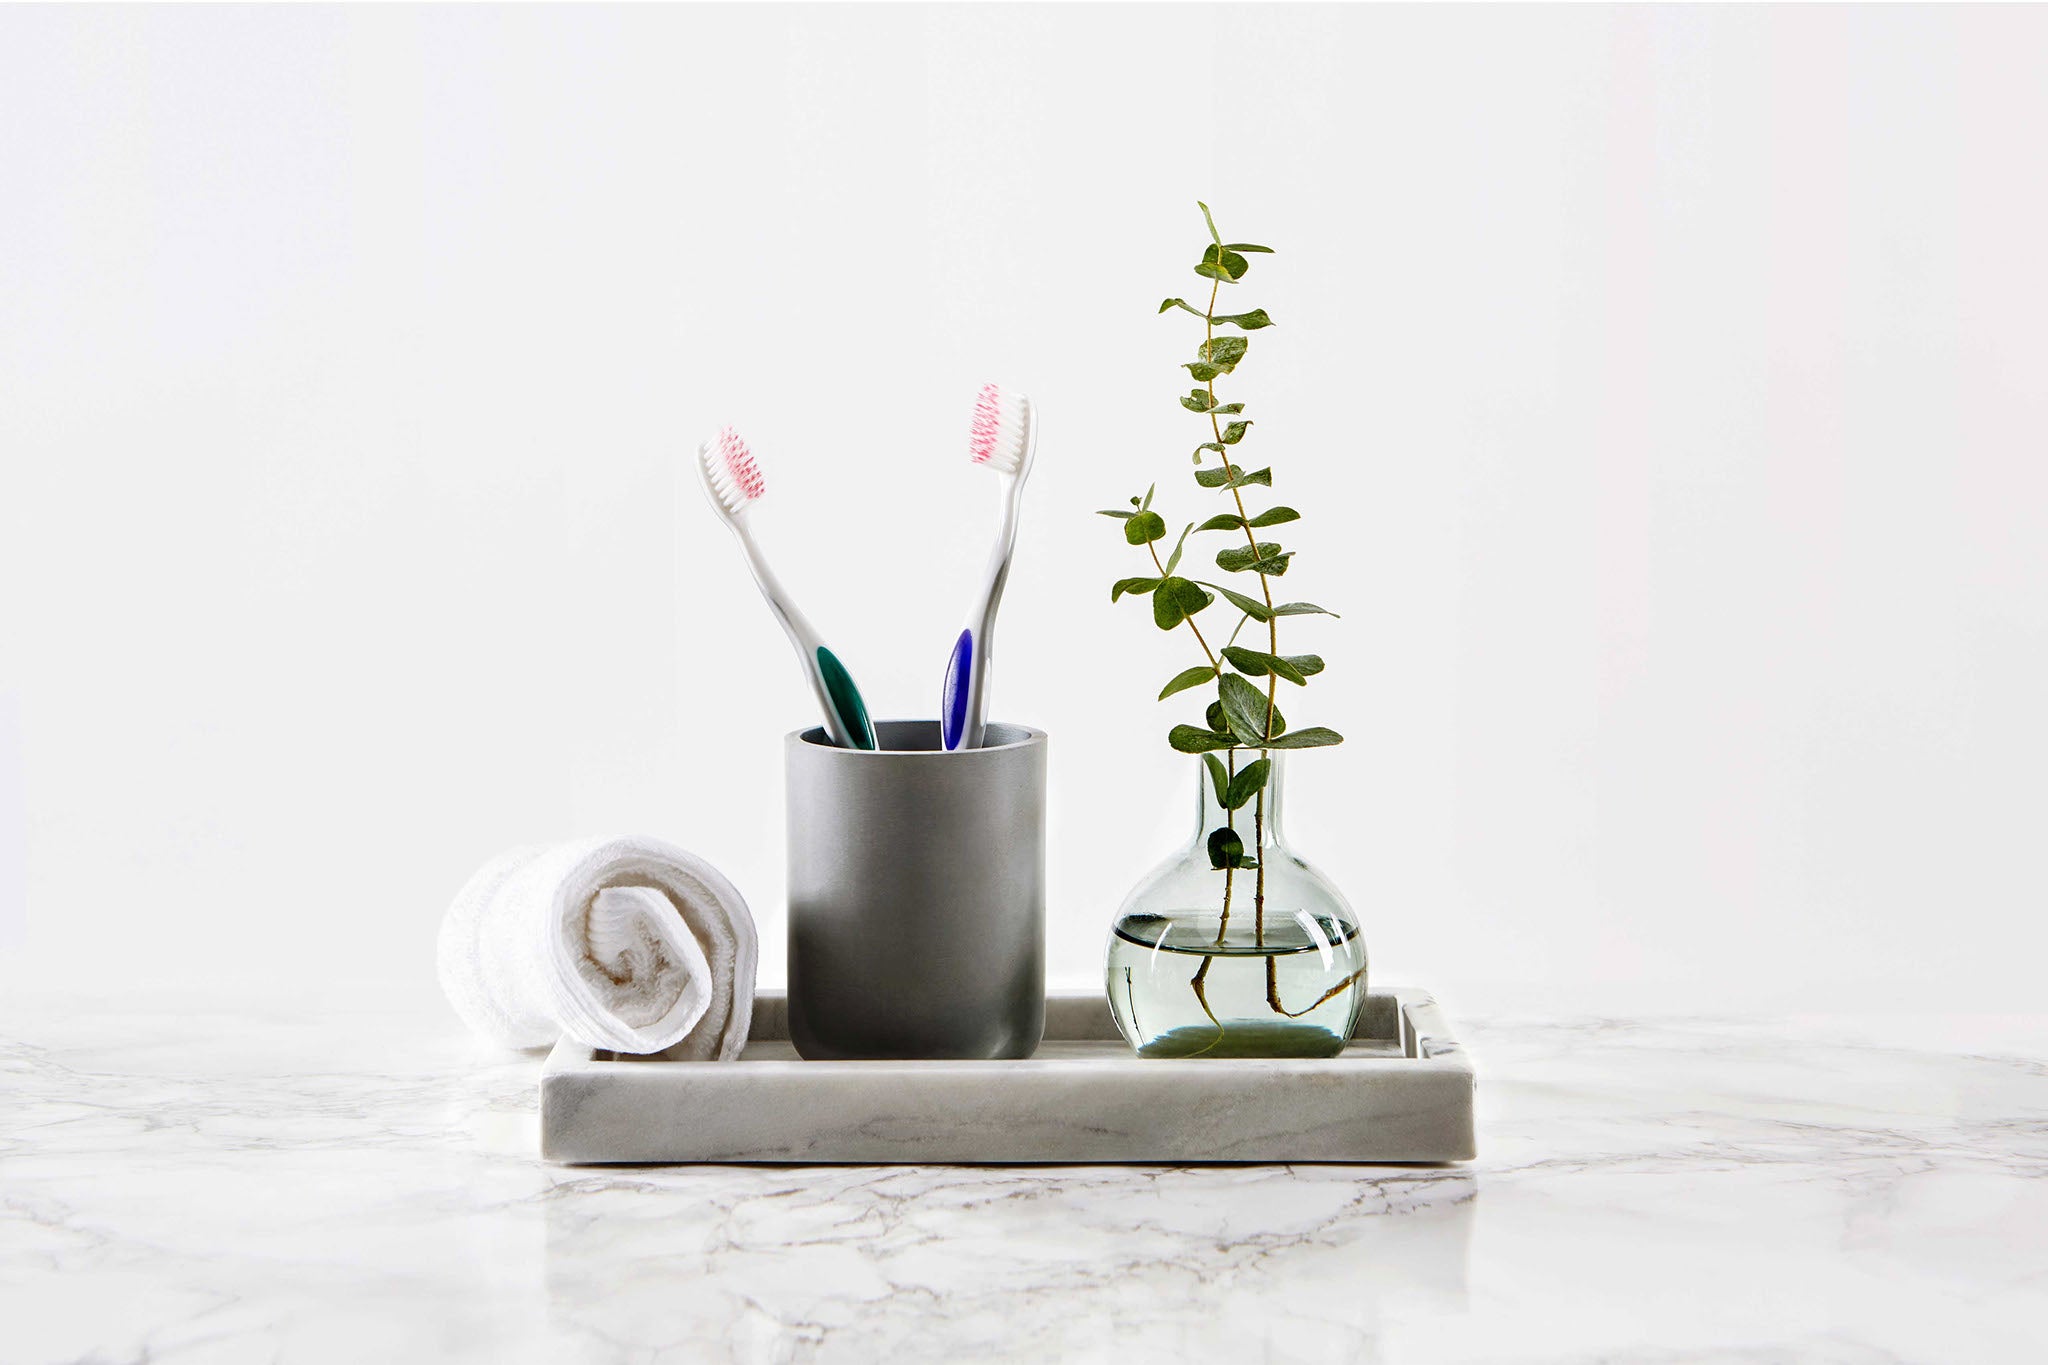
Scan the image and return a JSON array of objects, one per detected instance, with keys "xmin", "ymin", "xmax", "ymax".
[{"xmin": 1193, "ymin": 751, "xmax": 1288, "ymax": 844}]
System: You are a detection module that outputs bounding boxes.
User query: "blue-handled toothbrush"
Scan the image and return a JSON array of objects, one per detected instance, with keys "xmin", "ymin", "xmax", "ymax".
[
  {"xmin": 941, "ymin": 384, "xmax": 1037, "ymax": 750},
  {"xmin": 698, "ymin": 426, "xmax": 876, "ymax": 750}
]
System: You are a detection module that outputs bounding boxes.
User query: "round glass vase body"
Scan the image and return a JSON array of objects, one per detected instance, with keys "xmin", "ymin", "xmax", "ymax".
[{"xmin": 1105, "ymin": 754, "xmax": 1367, "ymax": 1058}]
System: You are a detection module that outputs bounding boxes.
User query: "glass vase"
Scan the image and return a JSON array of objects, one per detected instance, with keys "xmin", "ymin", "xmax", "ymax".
[{"xmin": 1105, "ymin": 753, "xmax": 1367, "ymax": 1058}]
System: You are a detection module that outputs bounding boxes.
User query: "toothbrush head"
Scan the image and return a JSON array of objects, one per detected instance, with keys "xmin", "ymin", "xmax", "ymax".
[
  {"xmin": 968, "ymin": 383, "xmax": 1032, "ymax": 478},
  {"xmin": 699, "ymin": 425, "xmax": 766, "ymax": 518}
]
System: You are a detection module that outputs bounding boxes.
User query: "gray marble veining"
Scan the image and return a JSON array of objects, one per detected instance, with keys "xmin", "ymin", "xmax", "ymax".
[{"xmin": 2, "ymin": 994, "xmax": 2044, "ymax": 1363}]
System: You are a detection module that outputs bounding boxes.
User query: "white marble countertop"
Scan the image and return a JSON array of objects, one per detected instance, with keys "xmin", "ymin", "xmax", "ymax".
[{"xmin": 3, "ymin": 995, "xmax": 2044, "ymax": 1364}]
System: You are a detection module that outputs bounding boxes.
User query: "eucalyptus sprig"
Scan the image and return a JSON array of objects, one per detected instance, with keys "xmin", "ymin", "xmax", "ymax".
[{"xmin": 1099, "ymin": 203, "xmax": 1343, "ymax": 952}]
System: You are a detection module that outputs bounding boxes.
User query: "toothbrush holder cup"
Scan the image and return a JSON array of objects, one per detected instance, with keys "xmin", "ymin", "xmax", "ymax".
[{"xmin": 785, "ymin": 720, "xmax": 1047, "ymax": 1061}]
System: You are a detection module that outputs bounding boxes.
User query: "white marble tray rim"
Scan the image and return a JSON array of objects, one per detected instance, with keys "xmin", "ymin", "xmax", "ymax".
[{"xmin": 540, "ymin": 987, "xmax": 1475, "ymax": 1166}]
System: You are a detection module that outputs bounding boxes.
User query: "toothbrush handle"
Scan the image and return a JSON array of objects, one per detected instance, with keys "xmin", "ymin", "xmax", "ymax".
[
  {"xmin": 950, "ymin": 494, "xmax": 1022, "ymax": 750},
  {"xmin": 945, "ymin": 503, "xmax": 1018, "ymax": 752},
  {"xmin": 941, "ymin": 630, "xmax": 974, "ymax": 751},
  {"xmin": 945, "ymin": 402, "xmax": 1036, "ymax": 751},
  {"xmin": 816, "ymin": 646, "xmax": 877, "ymax": 751},
  {"xmin": 734, "ymin": 525, "xmax": 877, "ymax": 750}
]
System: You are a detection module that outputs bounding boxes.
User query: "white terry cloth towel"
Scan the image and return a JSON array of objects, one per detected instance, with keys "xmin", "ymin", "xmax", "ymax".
[{"xmin": 437, "ymin": 835, "xmax": 757, "ymax": 1057}]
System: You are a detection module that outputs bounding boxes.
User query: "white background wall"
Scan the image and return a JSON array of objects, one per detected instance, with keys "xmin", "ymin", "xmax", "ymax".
[{"xmin": 4, "ymin": 5, "xmax": 2044, "ymax": 1015}]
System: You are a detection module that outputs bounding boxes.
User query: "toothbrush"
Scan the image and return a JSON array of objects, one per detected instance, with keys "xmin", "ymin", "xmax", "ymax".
[
  {"xmin": 697, "ymin": 426, "xmax": 877, "ymax": 750},
  {"xmin": 941, "ymin": 383, "xmax": 1038, "ymax": 750}
]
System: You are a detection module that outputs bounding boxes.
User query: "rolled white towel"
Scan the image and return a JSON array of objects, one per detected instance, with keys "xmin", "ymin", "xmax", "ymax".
[{"xmin": 437, "ymin": 835, "xmax": 757, "ymax": 1057}]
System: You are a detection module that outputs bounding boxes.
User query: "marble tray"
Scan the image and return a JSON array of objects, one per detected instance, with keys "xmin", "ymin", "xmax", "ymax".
[{"xmin": 539, "ymin": 987, "xmax": 1474, "ymax": 1165}]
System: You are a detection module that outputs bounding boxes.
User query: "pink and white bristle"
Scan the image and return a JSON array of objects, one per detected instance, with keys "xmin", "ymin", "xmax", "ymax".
[
  {"xmin": 968, "ymin": 383, "xmax": 1030, "ymax": 476},
  {"xmin": 700, "ymin": 425, "xmax": 766, "ymax": 516}
]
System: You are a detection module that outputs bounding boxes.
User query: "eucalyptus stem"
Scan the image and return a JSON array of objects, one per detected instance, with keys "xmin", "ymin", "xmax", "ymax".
[
  {"xmin": 1203, "ymin": 273, "xmax": 1283, "ymax": 948},
  {"xmin": 1100, "ymin": 202, "xmax": 1349, "ymax": 1028},
  {"xmin": 1145, "ymin": 540, "xmax": 1219, "ymax": 673},
  {"xmin": 1218, "ymin": 748, "xmax": 1237, "ymax": 941}
]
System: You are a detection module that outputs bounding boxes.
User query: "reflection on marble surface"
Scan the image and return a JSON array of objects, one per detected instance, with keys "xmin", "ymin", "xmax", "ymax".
[{"xmin": 2, "ymin": 996, "xmax": 2043, "ymax": 1363}]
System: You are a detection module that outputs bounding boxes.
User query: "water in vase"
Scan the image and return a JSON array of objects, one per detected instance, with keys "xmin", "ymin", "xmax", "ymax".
[
  {"xmin": 1104, "ymin": 753, "xmax": 1369, "ymax": 1058},
  {"xmin": 1108, "ymin": 907, "xmax": 1367, "ymax": 1058}
]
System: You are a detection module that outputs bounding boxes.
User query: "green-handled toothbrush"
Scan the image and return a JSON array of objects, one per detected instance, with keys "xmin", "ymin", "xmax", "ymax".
[{"xmin": 697, "ymin": 426, "xmax": 876, "ymax": 749}]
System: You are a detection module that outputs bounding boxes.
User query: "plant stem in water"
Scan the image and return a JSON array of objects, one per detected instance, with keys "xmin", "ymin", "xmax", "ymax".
[
  {"xmin": 1218, "ymin": 749, "xmax": 1237, "ymax": 938},
  {"xmin": 1269, "ymin": 964, "xmax": 1368, "ymax": 1019}
]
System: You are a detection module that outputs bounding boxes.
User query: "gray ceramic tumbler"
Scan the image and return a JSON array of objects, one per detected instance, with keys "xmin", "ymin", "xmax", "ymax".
[{"xmin": 786, "ymin": 720, "xmax": 1046, "ymax": 1060}]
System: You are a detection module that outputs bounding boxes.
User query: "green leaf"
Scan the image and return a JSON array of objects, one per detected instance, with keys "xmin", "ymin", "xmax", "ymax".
[
  {"xmin": 1111, "ymin": 576, "xmax": 1160, "ymax": 602},
  {"xmin": 1194, "ymin": 442, "xmax": 1225, "ymax": 456},
  {"xmin": 1215, "ymin": 542, "xmax": 1292, "ymax": 575},
  {"xmin": 1221, "ymin": 644, "xmax": 1265, "ymax": 674},
  {"xmin": 1169, "ymin": 724, "xmax": 1237, "ymax": 754},
  {"xmin": 1218, "ymin": 672, "xmax": 1285, "ymax": 745},
  {"xmin": 1139, "ymin": 483, "xmax": 1156, "ymax": 512},
  {"xmin": 1184, "ymin": 334, "xmax": 1248, "ymax": 380},
  {"xmin": 1223, "ymin": 758, "xmax": 1272, "ymax": 810},
  {"xmin": 1205, "ymin": 700, "xmax": 1228, "ymax": 733},
  {"xmin": 1220, "ymin": 420, "xmax": 1251, "ymax": 445},
  {"xmin": 1197, "ymin": 201, "xmax": 1223, "ymax": 245},
  {"xmin": 1180, "ymin": 388, "xmax": 1218, "ymax": 413},
  {"xmin": 1158, "ymin": 297, "xmax": 1206, "ymax": 318},
  {"xmin": 1193, "ymin": 245, "xmax": 1250, "ymax": 282},
  {"xmin": 1272, "ymin": 601, "xmax": 1340, "ymax": 618},
  {"xmin": 1162, "ymin": 665, "xmax": 1218, "ymax": 701},
  {"xmin": 1211, "ymin": 309, "xmax": 1273, "ymax": 330},
  {"xmin": 1163, "ymin": 522, "xmax": 1193, "ymax": 575},
  {"xmin": 1195, "ymin": 514, "xmax": 1244, "ymax": 533},
  {"xmin": 1201, "ymin": 336, "xmax": 1249, "ymax": 368},
  {"xmin": 1222, "ymin": 243, "xmax": 1274, "ymax": 253},
  {"xmin": 1197, "ymin": 580, "xmax": 1273, "ymax": 621},
  {"xmin": 1263, "ymin": 726, "xmax": 1343, "ymax": 750},
  {"xmin": 1215, "ymin": 403, "xmax": 1245, "ymax": 414},
  {"xmin": 1194, "ymin": 464, "xmax": 1272, "ymax": 489},
  {"xmin": 1203, "ymin": 753, "xmax": 1229, "ymax": 806},
  {"xmin": 1216, "ymin": 542, "xmax": 1280, "ymax": 571},
  {"xmin": 1125, "ymin": 511, "xmax": 1167, "ymax": 545},
  {"xmin": 1287, "ymin": 654, "xmax": 1325, "ymax": 677},
  {"xmin": 1207, "ymin": 826, "xmax": 1244, "ymax": 870},
  {"xmin": 1247, "ymin": 506, "xmax": 1300, "ymax": 528},
  {"xmin": 1152, "ymin": 576, "xmax": 1213, "ymax": 630},
  {"xmin": 1222, "ymin": 646, "xmax": 1307, "ymax": 685},
  {"xmin": 1097, "ymin": 509, "xmax": 1135, "ymax": 520}
]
